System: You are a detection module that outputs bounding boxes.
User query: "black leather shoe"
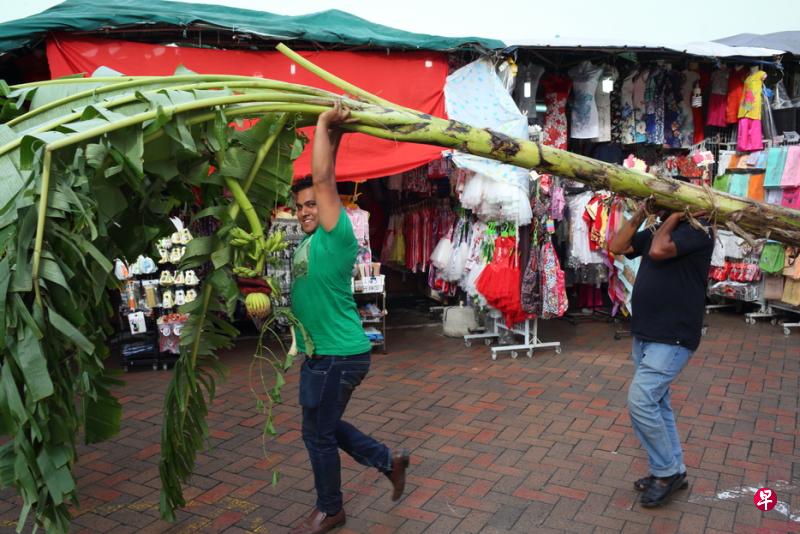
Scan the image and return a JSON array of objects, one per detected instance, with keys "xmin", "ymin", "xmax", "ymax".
[
  {"xmin": 640, "ymin": 472, "xmax": 688, "ymax": 508},
  {"xmin": 634, "ymin": 472, "xmax": 689, "ymax": 492}
]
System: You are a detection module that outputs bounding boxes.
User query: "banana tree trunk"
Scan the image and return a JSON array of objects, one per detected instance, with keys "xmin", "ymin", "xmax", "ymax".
[
  {"xmin": 274, "ymin": 43, "xmax": 800, "ymax": 247},
  {"xmin": 345, "ymin": 114, "xmax": 800, "ymax": 246}
]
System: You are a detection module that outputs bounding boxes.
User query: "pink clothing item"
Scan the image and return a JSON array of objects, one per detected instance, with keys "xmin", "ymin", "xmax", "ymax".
[
  {"xmin": 782, "ymin": 187, "xmax": 800, "ymax": 210},
  {"xmin": 781, "ymin": 145, "xmax": 800, "ymax": 187},
  {"xmin": 736, "ymin": 117, "xmax": 763, "ymax": 152},
  {"xmin": 707, "ymin": 93, "xmax": 727, "ymax": 127}
]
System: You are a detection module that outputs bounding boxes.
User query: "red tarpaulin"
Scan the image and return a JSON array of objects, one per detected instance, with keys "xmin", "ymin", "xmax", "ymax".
[{"xmin": 46, "ymin": 35, "xmax": 447, "ymax": 181}]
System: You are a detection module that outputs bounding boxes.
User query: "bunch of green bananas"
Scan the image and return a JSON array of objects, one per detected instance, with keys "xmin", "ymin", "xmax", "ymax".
[
  {"xmin": 263, "ymin": 230, "xmax": 287, "ymax": 253},
  {"xmin": 232, "ymin": 266, "xmax": 260, "ymax": 278},
  {"xmin": 245, "ymin": 292, "xmax": 271, "ymax": 319},
  {"xmin": 229, "ymin": 226, "xmax": 256, "ymax": 248}
]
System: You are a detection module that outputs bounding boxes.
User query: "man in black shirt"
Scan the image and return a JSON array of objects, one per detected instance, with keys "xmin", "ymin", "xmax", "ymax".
[{"xmin": 609, "ymin": 202, "xmax": 714, "ymax": 508}]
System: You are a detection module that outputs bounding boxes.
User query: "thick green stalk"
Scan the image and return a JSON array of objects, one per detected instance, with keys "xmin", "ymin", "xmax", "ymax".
[
  {"xmin": 276, "ymin": 43, "xmax": 393, "ymax": 107},
  {"xmin": 229, "ymin": 112, "xmax": 290, "ymax": 222},
  {"xmin": 225, "ymin": 177, "xmax": 268, "ymax": 272},
  {"xmin": 31, "ymin": 149, "xmax": 53, "ymax": 305}
]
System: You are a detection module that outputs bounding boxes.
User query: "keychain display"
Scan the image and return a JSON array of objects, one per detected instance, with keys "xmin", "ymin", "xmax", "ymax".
[{"xmin": 115, "ymin": 217, "xmax": 202, "ymax": 370}]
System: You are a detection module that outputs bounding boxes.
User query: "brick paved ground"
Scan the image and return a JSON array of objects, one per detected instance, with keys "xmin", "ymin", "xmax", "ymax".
[{"xmin": 1, "ymin": 312, "xmax": 799, "ymax": 533}]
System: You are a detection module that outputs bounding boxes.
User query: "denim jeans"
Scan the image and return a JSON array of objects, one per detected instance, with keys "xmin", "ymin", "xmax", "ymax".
[
  {"xmin": 628, "ymin": 338, "xmax": 692, "ymax": 478},
  {"xmin": 299, "ymin": 352, "xmax": 391, "ymax": 515}
]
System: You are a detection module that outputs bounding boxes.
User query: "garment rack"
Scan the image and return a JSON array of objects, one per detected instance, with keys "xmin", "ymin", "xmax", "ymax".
[{"xmin": 464, "ymin": 315, "xmax": 561, "ymax": 361}]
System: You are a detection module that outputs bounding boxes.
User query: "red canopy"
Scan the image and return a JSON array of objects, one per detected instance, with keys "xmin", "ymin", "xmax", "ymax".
[{"xmin": 46, "ymin": 35, "xmax": 447, "ymax": 181}]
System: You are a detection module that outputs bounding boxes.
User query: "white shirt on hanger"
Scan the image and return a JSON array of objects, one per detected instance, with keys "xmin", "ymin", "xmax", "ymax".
[{"xmin": 568, "ymin": 61, "xmax": 604, "ymax": 139}]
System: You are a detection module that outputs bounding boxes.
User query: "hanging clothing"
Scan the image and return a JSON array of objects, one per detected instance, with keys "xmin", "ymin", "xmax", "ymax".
[
  {"xmin": 765, "ymin": 146, "xmax": 789, "ymax": 187},
  {"xmin": 632, "ymin": 69, "xmax": 650, "ymax": 143},
  {"xmin": 680, "ymin": 70, "xmax": 700, "ymax": 147},
  {"xmin": 593, "ymin": 66, "xmax": 619, "ymax": 142},
  {"xmin": 541, "ymin": 74, "xmax": 572, "ymax": 149},
  {"xmin": 747, "ymin": 173, "xmax": 765, "ymax": 201},
  {"xmin": 610, "ymin": 73, "xmax": 625, "ymax": 144},
  {"xmin": 345, "ymin": 207, "xmax": 372, "ymax": 266},
  {"xmin": 663, "ymin": 70, "xmax": 684, "ymax": 148},
  {"xmin": 644, "ymin": 67, "xmax": 666, "ymax": 145},
  {"xmin": 568, "ymin": 61, "xmax": 604, "ymax": 139},
  {"xmin": 726, "ymin": 67, "xmax": 748, "ymax": 124},
  {"xmin": 445, "ymin": 58, "xmax": 530, "ymax": 199},
  {"xmin": 513, "ymin": 63, "xmax": 545, "ymax": 119},
  {"xmin": 540, "ymin": 240, "xmax": 569, "ymax": 319},
  {"xmin": 738, "ymin": 70, "xmax": 768, "ymax": 120},
  {"xmin": 781, "ymin": 146, "xmax": 800, "ymax": 188},
  {"xmin": 567, "ymin": 191, "xmax": 606, "ymax": 267},
  {"xmin": 782, "ymin": 187, "xmax": 800, "ymax": 210},
  {"xmin": 620, "ymin": 70, "xmax": 637, "ymax": 144},
  {"xmin": 707, "ymin": 67, "xmax": 729, "ymax": 127},
  {"xmin": 736, "ymin": 117, "xmax": 763, "ymax": 152}
]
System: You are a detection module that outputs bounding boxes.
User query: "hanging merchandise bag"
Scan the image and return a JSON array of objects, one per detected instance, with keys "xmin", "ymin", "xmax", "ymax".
[
  {"xmin": 758, "ymin": 241, "xmax": 785, "ymax": 274},
  {"xmin": 784, "ymin": 247, "xmax": 800, "ymax": 280},
  {"xmin": 540, "ymin": 240, "xmax": 568, "ymax": 319},
  {"xmin": 764, "ymin": 275, "xmax": 785, "ymax": 301},
  {"xmin": 521, "ymin": 246, "xmax": 541, "ymax": 316},
  {"xmin": 781, "ymin": 277, "xmax": 800, "ymax": 306}
]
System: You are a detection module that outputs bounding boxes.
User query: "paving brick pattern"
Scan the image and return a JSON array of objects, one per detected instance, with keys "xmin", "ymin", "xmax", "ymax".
[{"xmin": 1, "ymin": 313, "xmax": 799, "ymax": 533}]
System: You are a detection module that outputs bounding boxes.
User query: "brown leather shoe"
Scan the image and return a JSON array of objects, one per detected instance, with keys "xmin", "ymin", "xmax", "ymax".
[
  {"xmin": 289, "ymin": 508, "xmax": 346, "ymax": 534},
  {"xmin": 388, "ymin": 449, "xmax": 410, "ymax": 501}
]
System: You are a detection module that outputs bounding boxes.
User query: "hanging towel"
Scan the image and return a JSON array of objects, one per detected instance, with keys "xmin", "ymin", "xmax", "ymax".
[
  {"xmin": 781, "ymin": 145, "xmax": 800, "ymax": 187},
  {"xmin": 713, "ymin": 174, "xmax": 731, "ymax": 193},
  {"xmin": 764, "ymin": 146, "xmax": 788, "ymax": 187},
  {"xmin": 728, "ymin": 174, "xmax": 750, "ymax": 197},
  {"xmin": 747, "ymin": 173, "xmax": 765, "ymax": 201}
]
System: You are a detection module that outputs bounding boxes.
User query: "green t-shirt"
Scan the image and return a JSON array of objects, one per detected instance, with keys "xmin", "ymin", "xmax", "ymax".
[{"xmin": 290, "ymin": 208, "xmax": 370, "ymax": 356}]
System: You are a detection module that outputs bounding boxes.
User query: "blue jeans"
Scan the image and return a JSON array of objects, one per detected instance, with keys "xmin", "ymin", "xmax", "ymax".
[
  {"xmin": 628, "ymin": 338, "xmax": 692, "ymax": 478},
  {"xmin": 299, "ymin": 352, "xmax": 391, "ymax": 515}
]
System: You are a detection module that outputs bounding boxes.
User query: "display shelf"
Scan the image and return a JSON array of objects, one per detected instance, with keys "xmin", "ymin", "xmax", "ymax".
[{"xmin": 354, "ymin": 289, "xmax": 387, "ymax": 353}]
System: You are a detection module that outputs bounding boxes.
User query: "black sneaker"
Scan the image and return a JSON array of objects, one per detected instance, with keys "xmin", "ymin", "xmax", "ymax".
[{"xmin": 640, "ymin": 472, "xmax": 688, "ymax": 508}]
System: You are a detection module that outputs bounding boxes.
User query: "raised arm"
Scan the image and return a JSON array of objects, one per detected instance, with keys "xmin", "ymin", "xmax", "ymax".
[
  {"xmin": 608, "ymin": 202, "xmax": 649, "ymax": 256},
  {"xmin": 312, "ymin": 101, "xmax": 352, "ymax": 232}
]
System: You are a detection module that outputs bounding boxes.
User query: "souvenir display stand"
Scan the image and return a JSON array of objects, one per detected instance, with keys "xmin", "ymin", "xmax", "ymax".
[
  {"xmin": 353, "ymin": 274, "xmax": 387, "ymax": 353},
  {"xmin": 114, "ymin": 221, "xmax": 201, "ymax": 371}
]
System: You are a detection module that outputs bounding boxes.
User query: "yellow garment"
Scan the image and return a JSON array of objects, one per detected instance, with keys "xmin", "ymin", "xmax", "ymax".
[
  {"xmin": 391, "ymin": 217, "xmax": 405, "ymax": 264},
  {"xmin": 738, "ymin": 70, "xmax": 767, "ymax": 120}
]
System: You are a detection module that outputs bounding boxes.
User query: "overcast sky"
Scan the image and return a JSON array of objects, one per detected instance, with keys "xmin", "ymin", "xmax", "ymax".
[{"xmin": 1, "ymin": 0, "xmax": 797, "ymax": 44}]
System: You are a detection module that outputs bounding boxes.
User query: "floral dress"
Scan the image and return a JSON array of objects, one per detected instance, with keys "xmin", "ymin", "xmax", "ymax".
[
  {"xmin": 541, "ymin": 75, "xmax": 572, "ymax": 149},
  {"xmin": 620, "ymin": 70, "xmax": 637, "ymax": 144},
  {"xmin": 663, "ymin": 70, "xmax": 684, "ymax": 148},
  {"xmin": 644, "ymin": 67, "xmax": 666, "ymax": 145},
  {"xmin": 632, "ymin": 69, "xmax": 649, "ymax": 143}
]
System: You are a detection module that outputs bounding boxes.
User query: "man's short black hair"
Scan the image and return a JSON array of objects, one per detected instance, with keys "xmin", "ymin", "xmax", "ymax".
[{"xmin": 291, "ymin": 175, "xmax": 314, "ymax": 194}]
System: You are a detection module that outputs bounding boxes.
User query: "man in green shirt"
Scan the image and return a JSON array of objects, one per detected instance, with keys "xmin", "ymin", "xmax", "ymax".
[{"xmin": 289, "ymin": 102, "xmax": 409, "ymax": 534}]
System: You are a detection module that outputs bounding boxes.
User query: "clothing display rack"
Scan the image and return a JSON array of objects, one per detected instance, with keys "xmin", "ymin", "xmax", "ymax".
[{"xmin": 463, "ymin": 315, "xmax": 561, "ymax": 360}]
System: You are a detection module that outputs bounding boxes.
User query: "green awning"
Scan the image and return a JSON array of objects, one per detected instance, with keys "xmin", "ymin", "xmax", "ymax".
[{"xmin": 0, "ymin": 0, "xmax": 504, "ymax": 53}]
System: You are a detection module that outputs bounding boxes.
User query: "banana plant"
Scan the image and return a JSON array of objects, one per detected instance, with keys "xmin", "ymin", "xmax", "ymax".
[{"xmin": 2, "ymin": 42, "xmax": 799, "ymax": 534}]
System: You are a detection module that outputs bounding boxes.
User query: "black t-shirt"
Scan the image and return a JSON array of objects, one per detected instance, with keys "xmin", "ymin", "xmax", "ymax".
[{"xmin": 627, "ymin": 221, "xmax": 714, "ymax": 351}]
